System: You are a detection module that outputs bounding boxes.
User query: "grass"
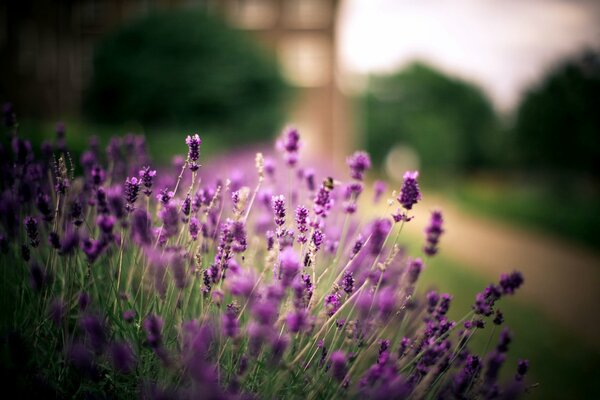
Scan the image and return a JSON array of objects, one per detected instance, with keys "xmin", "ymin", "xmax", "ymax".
[
  {"xmin": 447, "ymin": 178, "xmax": 600, "ymax": 251},
  {"xmin": 412, "ymin": 246, "xmax": 600, "ymax": 400}
]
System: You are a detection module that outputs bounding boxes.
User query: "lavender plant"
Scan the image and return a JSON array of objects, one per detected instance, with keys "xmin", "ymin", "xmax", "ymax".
[{"xmin": 0, "ymin": 105, "xmax": 530, "ymax": 399}]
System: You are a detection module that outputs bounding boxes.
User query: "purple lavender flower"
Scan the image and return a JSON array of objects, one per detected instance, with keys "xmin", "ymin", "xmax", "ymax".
[
  {"xmin": 407, "ymin": 258, "xmax": 423, "ymax": 284},
  {"xmin": 341, "ymin": 270, "xmax": 355, "ymax": 294},
  {"xmin": 90, "ymin": 165, "xmax": 106, "ymax": 187},
  {"xmin": 272, "ymin": 195, "xmax": 286, "ymax": 227},
  {"xmin": 124, "ymin": 176, "xmax": 141, "ymax": 212},
  {"xmin": 426, "ymin": 291, "xmax": 440, "ymax": 313},
  {"xmin": 157, "ymin": 187, "xmax": 174, "ymax": 205},
  {"xmin": 437, "ymin": 293, "xmax": 452, "ymax": 316},
  {"xmin": 186, "ymin": 134, "xmax": 202, "ymax": 171},
  {"xmin": 279, "ymin": 247, "xmax": 300, "ymax": 287},
  {"xmin": 373, "ymin": 180, "xmax": 387, "ymax": 203},
  {"xmin": 347, "ymin": 151, "xmax": 371, "ymax": 181},
  {"xmin": 330, "ymin": 351, "xmax": 347, "ymax": 382},
  {"xmin": 499, "ymin": 271, "xmax": 524, "ymax": 294},
  {"xmin": 24, "ymin": 216, "xmax": 39, "ymax": 247},
  {"xmin": 370, "ymin": 218, "xmax": 392, "ymax": 255},
  {"xmin": 139, "ymin": 166, "xmax": 156, "ymax": 196},
  {"xmin": 325, "ymin": 293, "xmax": 341, "ymax": 316},
  {"xmin": 123, "ymin": 310, "xmax": 136, "ymax": 323},
  {"xmin": 107, "ymin": 186, "xmax": 126, "ymax": 219},
  {"xmin": 278, "ymin": 127, "xmax": 301, "ymax": 166},
  {"xmin": 515, "ymin": 359, "xmax": 529, "ymax": 381},
  {"xmin": 398, "ymin": 171, "xmax": 421, "ymax": 210},
  {"xmin": 131, "ymin": 208, "xmax": 152, "ymax": 245},
  {"xmin": 314, "ymin": 179, "xmax": 334, "ymax": 217},
  {"xmin": 222, "ymin": 306, "xmax": 239, "ymax": 338},
  {"xmin": 159, "ymin": 203, "xmax": 179, "ymax": 240},
  {"xmin": 497, "ymin": 327, "xmax": 512, "ymax": 353},
  {"xmin": 295, "ymin": 205, "xmax": 309, "ymax": 243},
  {"xmin": 144, "ymin": 314, "xmax": 164, "ymax": 349},
  {"xmin": 110, "ymin": 342, "xmax": 136, "ymax": 374},
  {"xmin": 423, "ymin": 210, "xmax": 444, "ymax": 256},
  {"xmin": 311, "ymin": 229, "xmax": 324, "ymax": 251},
  {"xmin": 189, "ymin": 217, "xmax": 200, "ymax": 241},
  {"xmin": 60, "ymin": 229, "xmax": 80, "ymax": 255},
  {"xmin": 286, "ymin": 309, "xmax": 309, "ymax": 333},
  {"xmin": 80, "ymin": 315, "xmax": 107, "ymax": 353}
]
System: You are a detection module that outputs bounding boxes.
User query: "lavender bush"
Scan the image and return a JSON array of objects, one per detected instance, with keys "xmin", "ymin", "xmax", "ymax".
[{"xmin": 0, "ymin": 106, "xmax": 530, "ymax": 399}]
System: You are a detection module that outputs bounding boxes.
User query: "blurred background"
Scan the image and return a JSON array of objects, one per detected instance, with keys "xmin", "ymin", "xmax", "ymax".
[{"xmin": 1, "ymin": 0, "xmax": 599, "ymax": 398}]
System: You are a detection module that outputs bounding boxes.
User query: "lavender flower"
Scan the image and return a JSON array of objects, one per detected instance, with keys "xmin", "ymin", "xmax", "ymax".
[
  {"xmin": 500, "ymin": 271, "xmax": 524, "ymax": 294},
  {"xmin": 222, "ymin": 306, "xmax": 239, "ymax": 338},
  {"xmin": 110, "ymin": 342, "xmax": 136, "ymax": 374},
  {"xmin": 341, "ymin": 270, "xmax": 355, "ymax": 294},
  {"xmin": 186, "ymin": 134, "xmax": 202, "ymax": 171},
  {"xmin": 295, "ymin": 205, "xmax": 309, "ymax": 243},
  {"xmin": 278, "ymin": 127, "xmax": 301, "ymax": 166},
  {"xmin": 398, "ymin": 171, "xmax": 421, "ymax": 210},
  {"xmin": 370, "ymin": 218, "xmax": 392, "ymax": 255},
  {"xmin": 515, "ymin": 359, "xmax": 529, "ymax": 381},
  {"xmin": 139, "ymin": 166, "xmax": 157, "ymax": 196},
  {"xmin": 330, "ymin": 351, "xmax": 348, "ymax": 382},
  {"xmin": 144, "ymin": 314, "xmax": 164, "ymax": 349},
  {"xmin": 374, "ymin": 180, "xmax": 387, "ymax": 203},
  {"xmin": 272, "ymin": 195, "xmax": 286, "ymax": 227},
  {"xmin": 347, "ymin": 151, "xmax": 371, "ymax": 181},
  {"xmin": 24, "ymin": 216, "xmax": 39, "ymax": 248},
  {"xmin": 279, "ymin": 247, "xmax": 300, "ymax": 287},
  {"xmin": 423, "ymin": 210, "xmax": 444, "ymax": 256},
  {"xmin": 124, "ymin": 176, "xmax": 141, "ymax": 212},
  {"xmin": 189, "ymin": 217, "xmax": 200, "ymax": 240}
]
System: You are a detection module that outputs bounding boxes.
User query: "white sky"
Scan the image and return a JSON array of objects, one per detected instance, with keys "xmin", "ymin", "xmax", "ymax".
[{"xmin": 338, "ymin": 0, "xmax": 600, "ymax": 111}]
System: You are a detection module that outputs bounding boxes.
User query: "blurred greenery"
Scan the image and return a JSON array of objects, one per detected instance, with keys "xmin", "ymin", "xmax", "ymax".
[
  {"xmin": 447, "ymin": 178, "xmax": 600, "ymax": 250},
  {"xmin": 514, "ymin": 50, "xmax": 600, "ymax": 178},
  {"xmin": 362, "ymin": 62, "xmax": 501, "ymax": 174},
  {"xmin": 84, "ymin": 9, "xmax": 290, "ymax": 146},
  {"xmin": 412, "ymin": 245, "xmax": 600, "ymax": 400}
]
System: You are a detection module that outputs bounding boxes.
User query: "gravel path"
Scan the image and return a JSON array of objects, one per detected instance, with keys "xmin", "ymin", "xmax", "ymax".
[{"xmin": 398, "ymin": 194, "xmax": 600, "ymax": 351}]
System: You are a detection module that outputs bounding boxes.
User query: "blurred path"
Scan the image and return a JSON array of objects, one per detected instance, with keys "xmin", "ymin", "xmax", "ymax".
[{"xmin": 398, "ymin": 193, "xmax": 600, "ymax": 351}]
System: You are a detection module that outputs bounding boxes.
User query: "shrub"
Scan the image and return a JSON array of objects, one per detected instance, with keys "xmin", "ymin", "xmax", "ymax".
[{"xmin": 84, "ymin": 9, "xmax": 290, "ymax": 144}]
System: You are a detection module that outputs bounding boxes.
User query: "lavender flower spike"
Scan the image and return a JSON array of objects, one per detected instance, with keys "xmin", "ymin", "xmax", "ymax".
[
  {"xmin": 186, "ymin": 133, "xmax": 202, "ymax": 171},
  {"xmin": 124, "ymin": 176, "xmax": 141, "ymax": 212},
  {"xmin": 423, "ymin": 210, "xmax": 444, "ymax": 256},
  {"xmin": 398, "ymin": 170, "xmax": 421, "ymax": 210},
  {"xmin": 278, "ymin": 127, "xmax": 301, "ymax": 166},
  {"xmin": 24, "ymin": 216, "xmax": 40, "ymax": 248},
  {"xmin": 347, "ymin": 151, "xmax": 371, "ymax": 181},
  {"xmin": 272, "ymin": 195, "xmax": 286, "ymax": 228},
  {"xmin": 139, "ymin": 166, "xmax": 157, "ymax": 196}
]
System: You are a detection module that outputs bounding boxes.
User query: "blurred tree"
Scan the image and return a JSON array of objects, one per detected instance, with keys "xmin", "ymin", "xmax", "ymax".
[
  {"xmin": 514, "ymin": 50, "xmax": 600, "ymax": 178},
  {"xmin": 84, "ymin": 9, "xmax": 289, "ymax": 144},
  {"xmin": 362, "ymin": 62, "xmax": 499, "ymax": 174}
]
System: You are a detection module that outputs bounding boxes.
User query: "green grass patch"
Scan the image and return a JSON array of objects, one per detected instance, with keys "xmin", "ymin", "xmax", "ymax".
[{"xmin": 447, "ymin": 179, "xmax": 600, "ymax": 251}]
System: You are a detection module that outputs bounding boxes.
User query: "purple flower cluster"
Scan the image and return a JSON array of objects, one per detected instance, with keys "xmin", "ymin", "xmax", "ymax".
[{"xmin": 0, "ymin": 114, "xmax": 531, "ymax": 400}]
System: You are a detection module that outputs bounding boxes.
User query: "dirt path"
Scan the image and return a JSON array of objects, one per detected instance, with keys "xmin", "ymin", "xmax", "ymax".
[{"xmin": 397, "ymin": 194, "xmax": 600, "ymax": 351}]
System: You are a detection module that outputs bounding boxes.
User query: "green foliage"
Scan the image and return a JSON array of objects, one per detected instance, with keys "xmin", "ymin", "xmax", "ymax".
[
  {"xmin": 362, "ymin": 62, "xmax": 500, "ymax": 174},
  {"xmin": 84, "ymin": 9, "xmax": 289, "ymax": 144},
  {"xmin": 514, "ymin": 50, "xmax": 600, "ymax": 177}
]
